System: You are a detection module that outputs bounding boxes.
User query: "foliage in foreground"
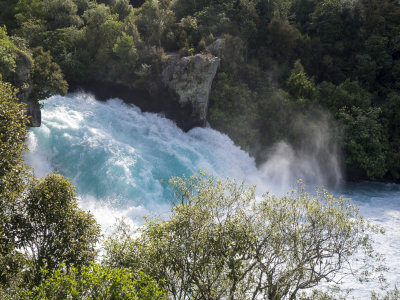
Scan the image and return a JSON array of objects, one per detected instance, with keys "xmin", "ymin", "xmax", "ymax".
[
  {"xmin": 22, "ymin": 264, "xmax": 166, "ymax": 300},
  {"xmin": 104, "ymin": 173, "xmax": 383, "ymax": 300},
  {"xmin": 0, "ymin": 81, "xmax": 100, "ymax": 290},
  {"xmin": 22, "ymin": 173, "xmax": 101, "ymax": 285},
  {"xmin": 0, "ymin": 80, "xmax": 29, "ymax": 286}
]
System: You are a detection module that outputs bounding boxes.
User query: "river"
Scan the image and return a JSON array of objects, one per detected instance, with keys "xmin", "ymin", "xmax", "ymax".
[{"xmin": 25, "ymin": 93, "xmax": 400, "ymax": 298}]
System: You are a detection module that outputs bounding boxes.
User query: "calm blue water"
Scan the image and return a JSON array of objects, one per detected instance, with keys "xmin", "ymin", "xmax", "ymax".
[{"xmin": 25, "ymin": 93, "xmax": 400, "ymax": 298}]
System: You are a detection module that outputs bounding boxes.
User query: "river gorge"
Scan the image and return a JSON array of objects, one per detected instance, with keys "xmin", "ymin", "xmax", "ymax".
[{"xmin": 25, "ymin": 93, "xmax": 400, "ymax": 299}]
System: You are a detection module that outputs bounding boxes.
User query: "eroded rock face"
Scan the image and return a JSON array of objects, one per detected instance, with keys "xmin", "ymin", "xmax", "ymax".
[
  {"xmin": 205, "ymin": 38, "xmax": 226, "ymax": 58},
  {"xmin": 15, "ymin": 52, "xmax": 41, "ymax": 127},
  {"xmin": 161, "ymin": 53, "xmax": 220, "ymax": 126}
]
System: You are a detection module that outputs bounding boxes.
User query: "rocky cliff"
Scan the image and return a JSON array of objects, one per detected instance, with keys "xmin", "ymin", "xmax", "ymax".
[
  {"xmin": 160, "ymin": 53, "xmax": 220, "ymax": 127},
  {"xmin": 71, "ymin": 53, "xmax": 220, "ymax": 131}
]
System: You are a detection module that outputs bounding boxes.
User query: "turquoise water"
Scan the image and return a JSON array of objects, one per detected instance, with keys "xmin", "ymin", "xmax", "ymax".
[
  {"xmin": 26, "ymin": 93, "xmax": 261, "ymax": 224},
  {"xmin": 25, "ymin": 93, "xmax": 400, "ymax": 298}
]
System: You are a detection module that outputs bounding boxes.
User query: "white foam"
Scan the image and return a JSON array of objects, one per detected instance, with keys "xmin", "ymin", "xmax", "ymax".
[{"xmin": 24, "ymin": 93, "xmax": 399, "ymax": 298}]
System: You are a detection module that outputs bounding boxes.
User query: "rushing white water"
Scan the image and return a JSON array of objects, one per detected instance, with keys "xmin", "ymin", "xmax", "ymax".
[{"xmin": 25, "ymin": 93, "xmax": 400, "ymax": 298}]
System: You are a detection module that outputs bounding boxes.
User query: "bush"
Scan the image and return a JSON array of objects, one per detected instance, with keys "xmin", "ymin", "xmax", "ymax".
[
  {"xmin": 104, "ymin": 173, "xmax": 383, "ymax": 299},
  {"xmin": 23, "ymin": 264, "xmax": 166, "ymax": 299},
  {"xmin": 0, "ymin": 80, "xmax": 29, "ymax": 285}
]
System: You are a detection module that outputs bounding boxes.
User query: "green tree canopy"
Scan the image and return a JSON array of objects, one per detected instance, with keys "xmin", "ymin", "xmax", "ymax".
[
  {"xmin": 104, "ymin": 173, "xmax": 382, "ymax": 300},
  {"xmin": 20, "ymin": 173, "xmax": 101, "ymax": 285},
  {"xmin": 339, "ymin": 106, "xmax": 388, "ymax": 179},
  {"xmin": 0, "ymin": 81, "xmax": 29, "ymax": 285},
  {"xmin": 30, "ymin": 46, "xmax": 68, "ymax": 102},
  {"xmin": 24, "ymin": 264, "xmax": 166, "ymax": 299}
]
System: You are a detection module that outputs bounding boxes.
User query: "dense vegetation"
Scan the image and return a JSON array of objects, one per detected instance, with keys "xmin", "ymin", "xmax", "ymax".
[
  {"xmin": 1, "ymin": 1, "xmax": 400, "ymax": 297},
  {"xmin": 0, "ymin": 0, "xmax": 399, "ymax": 181}
]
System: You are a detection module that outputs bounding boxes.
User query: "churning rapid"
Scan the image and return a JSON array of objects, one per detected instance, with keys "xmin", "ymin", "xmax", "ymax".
[{"xmin": 25, "ymin": 93, "xmax": 399, "ymax": 298}]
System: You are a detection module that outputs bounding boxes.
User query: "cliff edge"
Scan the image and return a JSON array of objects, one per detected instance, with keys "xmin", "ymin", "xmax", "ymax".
[{"xmin": 160, "ymin": 53, "xmax": 220, "ymax": 128}]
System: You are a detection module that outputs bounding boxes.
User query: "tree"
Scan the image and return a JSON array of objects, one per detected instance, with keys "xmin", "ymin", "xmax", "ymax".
[
  {"xmin": 382, "ymin": 92, "xmax": 400, "ymax": 180},
  {"xmin": 339, "ymin": 106, "xmax": 388, "ymax": 180},
  {"xmin": 286, "ymin": 61, "xmax": 317, "ymax": 104},
  {"xmin": 42, "ymin": 0, "xmax": 83, "ymax": 30},
  {"xmin": 310, "ymin": 0, "xmax": 343, "ymax": 45},
  {"xmin": 0, "ymin": 81, "xmax": 29, "ymax": 285},
  {"xmin": 15, "ymin": 0, "xmax": 45, "ymax": 25},
  {"xmin": 0, "ymin": 0, "xmax": 19, "ymax": 30},
  {"xmin": 30, "ymin": 46, "xmax": 68, "ymax": 102},
  {"xmin": 113, "ymin": 32, "xmax": 138, "ymax": 69},
  {"xmin": 0, "ymin": 26, "xmax": 20, "ymax": 78},
  {"xmin": 132, "ymin": 0, "xmax": 175, "ymax": 47},
  {"xmin": 82, "ymin": 2, "xmax": 115, "ymax": 59},
  {"xmin": 111, "ymin": 0, "xmax": 133, "ymax": 21},
  {"xmin": 104, "ymin": 173, "xmax": 382, "ymax": 300},
  {"xmin": 317, "ymin": 79, "xmax": 372, "ymax": 112},
  {"xmin": 20, "ymin": 173, "xmax": 101, "ymax": 285},
  {"xmin": 0, "ymin": 80, "xmax": 27, "ymax": 207},
  {"xmin": 0, "ymin": 81, "xmax": 101, "ymax": 289}
]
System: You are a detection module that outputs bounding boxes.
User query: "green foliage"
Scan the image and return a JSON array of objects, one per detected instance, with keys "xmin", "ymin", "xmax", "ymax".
[
  {"xmin": 0, "ymin": 0, "xmax": 19, "ymax": 30},
  {"xmin": 260, "ymin": 18, "xmax": 301, "ymax": 64},
  {"xmin": 0, "ymin": 26, "xmax": 18, "ymax": 77},
  {"xmin": 339, "ymin": 107, "xmax": 387, "ymax": 179},
  {"xmin": 311, "ymin": 0, "xmax": 344, "ymax": 45},
  {"xmin": 286, "ymin": 62, "xmax": 317, "ymax": 104},
  {"xmin": 133, "ymin": 0, "xmax": 175, "ymax": 47},
  {"xmin": 105, "ymin": 173, "xmax": 382, "ymax": 299},
  {"xmin": 0, "ymin": 27, "xmax": 34, "ymax": 109},
  {"xmin": 20, "ymin": 173, "xmax": 100, "ymax": 284},
  {"xmin": 42, "ymin": 0, "xmax": 83, "ymax": 30},
  {"xmin": 0, "ymin": 81, "xmax": 29, "ymax": 285},
  {"xmin": 381, "ymin": 92, "xmax": 400, "ymax": 180},
  {"xmin": 0, "ymin": 81, "xmax": 101, "ymax": 294},
  {"xmin": 95, "ymin": 19, "xmax": 125, "ymax": 63},
  {"xmin": 15, "ymin": 0, "xmax": 83, "ymax": 32},
  {"xmin": 73, "ymin": 0, "xmax": 91, "ymax": 15},
  {"xmin": 111, "ymin": 0, "xmax": 133, "ymax": 21},
  {"xmin": 0, "ymin": 80, "xmax": 27, "ymax": 193},
  {"xmin": 30, "ymin": 46, "xmax": 68, "ymax": 102},
  {"xmin": 113, "ymin": 32, "xmax": 138, "ymax": 68},
  {"xmin": 25, "ymin": 264, "xmax": 166, "ymax": 299},
  {"xmin": 318, "ymin": 79, "xmax": 372, "ymax": 112},
  {"xmin": 41, "ymin": 27, "xmax": 88, "ymax": 82},
  {"xmin": 82, "ymin": 2, "xmax": 113, "ymax": 27},
  {"xmin": 15, "ymin": 0, "xmax": 44, "ymax": 25}
]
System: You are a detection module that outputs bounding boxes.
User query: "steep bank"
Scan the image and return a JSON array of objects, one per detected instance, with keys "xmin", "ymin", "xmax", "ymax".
[{"xmin": 70, "ymin": 53, "xmax": 220, "ymax": 132}]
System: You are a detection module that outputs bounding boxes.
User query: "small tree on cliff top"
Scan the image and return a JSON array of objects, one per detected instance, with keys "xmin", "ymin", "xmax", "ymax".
[{"xmin": 104, "ymin": 173, "xmax": 384, "ymax": 299}]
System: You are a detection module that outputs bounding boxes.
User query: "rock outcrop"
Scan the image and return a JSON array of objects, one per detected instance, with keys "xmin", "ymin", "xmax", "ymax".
[
  {"xmin": 15, "ymin": 53, "xmax": 41, "ymax": 127},
  {"xmin": 205, "ymin": 38, "xmax": 226, "ymax": 58},
  {"xmin": 72, "ymin": 53, "xmax": 220, "ymax": 131},
  {"xmin": 161, "ymin": 53, "xmax": 220, "ymax": 127}
]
